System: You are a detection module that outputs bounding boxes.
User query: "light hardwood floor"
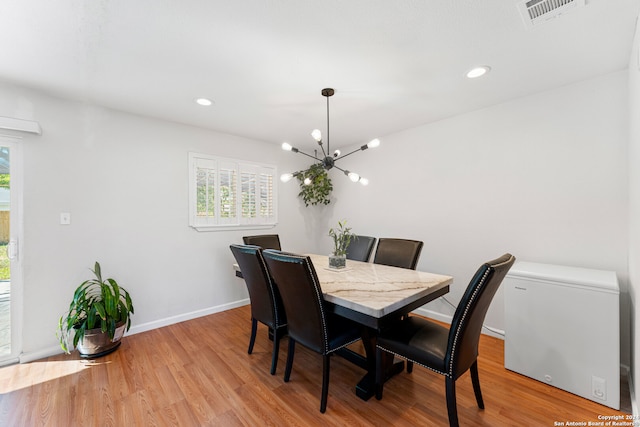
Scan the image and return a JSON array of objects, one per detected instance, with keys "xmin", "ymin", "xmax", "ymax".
[{"xmin": 0, "ymin": 306, "xmax": 630, "ymax": 426}]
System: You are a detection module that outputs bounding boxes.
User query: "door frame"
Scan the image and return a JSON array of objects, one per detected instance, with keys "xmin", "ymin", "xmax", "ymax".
[{"xmin": 0, "ymin": 135, "xmax": 23, "ymax": 366}]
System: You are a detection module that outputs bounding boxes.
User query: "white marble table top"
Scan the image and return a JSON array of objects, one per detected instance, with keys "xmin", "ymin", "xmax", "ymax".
[
  {"xmin": 308, "ymin": 254, "xmax": 453, "ymax": 318},
  {"xmin": 234, "ymin": 254, "xmax": 453, "ymax": 319}
]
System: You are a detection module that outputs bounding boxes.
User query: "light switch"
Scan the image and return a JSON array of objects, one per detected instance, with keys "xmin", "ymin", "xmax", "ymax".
[{"xmin": 60, "ymin": 212, "xmax": 71, "ymax": 225}]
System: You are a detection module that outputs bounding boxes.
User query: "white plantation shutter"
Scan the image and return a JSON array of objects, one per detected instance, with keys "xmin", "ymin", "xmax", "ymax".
[
  {"xmin": 189, "ymin": 153, "xmax": 277, "ymax": 230},
  {"xmin": 218, "ymin": 160, "xmax": 238, "ymax": 225},
  {"xmin": 260, "ymin": 171, "xmax": 275, "ymax": 221},
  {"xmin": 240, "ymin": 166, "xmax": 258, "ymax": 222},
  {"xmin": 193, "ymin": 156, "xmax": 217, "ymax": 225}
]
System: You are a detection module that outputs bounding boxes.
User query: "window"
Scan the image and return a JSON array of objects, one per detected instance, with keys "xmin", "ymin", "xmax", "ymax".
[{"xmin": 189, "ymin": 152, "xmax": 277, "ymax": 231}]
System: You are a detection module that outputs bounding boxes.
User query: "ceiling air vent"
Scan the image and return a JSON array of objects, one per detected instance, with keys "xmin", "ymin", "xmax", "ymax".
[{"xmin": 518, "ymin": 0, "xmax": 586, "ymax": 28}]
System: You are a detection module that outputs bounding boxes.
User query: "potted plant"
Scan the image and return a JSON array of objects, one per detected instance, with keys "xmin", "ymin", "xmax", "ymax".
[
  {"xmin": 57, "ymin": 262, "xmax": 134, "ymax": 358},
  {"xmin": 296, "ymin": 163, "xmax": 333, "ymax": 206},
  {"xmin": 328, "ymin": 220, "xmax": 356, "ymax": 269}
]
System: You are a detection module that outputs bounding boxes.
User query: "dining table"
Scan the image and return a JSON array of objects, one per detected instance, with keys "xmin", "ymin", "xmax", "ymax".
[{"xmin": 234, "ymin": 253, "xmax": 453, "ymax": 400}]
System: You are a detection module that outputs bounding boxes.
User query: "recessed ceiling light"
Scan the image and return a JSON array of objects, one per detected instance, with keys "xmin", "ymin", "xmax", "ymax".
[
  {"xmin": 195, "ymin": 98, "xmax": 213, "ymax": 106},
  {"xmin": 466, "ymin": 66, "xmax": 491, "ymax": 79}
]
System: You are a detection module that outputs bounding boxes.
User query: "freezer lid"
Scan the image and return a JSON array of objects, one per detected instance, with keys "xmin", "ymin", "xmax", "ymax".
[{"xmin": 507, "ymin": 261, "xmax": 619, "ymax": 292}]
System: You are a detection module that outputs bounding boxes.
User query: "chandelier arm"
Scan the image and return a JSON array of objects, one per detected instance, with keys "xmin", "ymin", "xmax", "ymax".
[
  {"xmin": 332, "ymin": 164, "xmax": 348, "ymax": 174},
  {"xmin": 334, "ymin": 146, "xmax": 366, "ymax": 161},
  {"xmin": 318, "ymin": 141, "xmax": 328, "ymax": 159}
]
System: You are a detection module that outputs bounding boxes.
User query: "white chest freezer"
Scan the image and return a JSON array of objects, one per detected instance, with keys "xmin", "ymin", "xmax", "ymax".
[{"xmin": 504, "ymin": 261, "xmax": 620, "ymax": 409}]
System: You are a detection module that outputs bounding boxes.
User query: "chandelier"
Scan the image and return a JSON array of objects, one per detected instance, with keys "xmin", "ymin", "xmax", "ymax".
[{"xmin": 280, "ymin": 88, "xmax": 380, "ymax": 186}]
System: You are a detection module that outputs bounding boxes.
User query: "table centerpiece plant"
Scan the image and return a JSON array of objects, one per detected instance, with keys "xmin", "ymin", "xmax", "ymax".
[{"xmin": 328, "ymin": 220, "xmax": 356, "ymax": 269}]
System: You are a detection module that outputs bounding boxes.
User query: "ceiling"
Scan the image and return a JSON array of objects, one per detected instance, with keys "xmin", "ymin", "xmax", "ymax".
[{"xmin": 1, "ymin": 1, "xmax": 638, "ymax": 149}]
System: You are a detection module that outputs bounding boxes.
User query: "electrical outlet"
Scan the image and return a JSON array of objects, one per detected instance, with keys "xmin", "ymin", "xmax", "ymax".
[{"xmin": 592, "ymin": 376, "xmax": 606, "ymax": 401}]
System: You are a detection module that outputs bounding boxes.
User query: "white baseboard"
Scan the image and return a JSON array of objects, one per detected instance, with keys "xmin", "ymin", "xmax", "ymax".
[
  {"xmin": 127, "ymin": 298, "xmax": 249, "ymax": 336},
  {"xmin": 413, "ymin": 307, "xmax": 506, "ymax": 339},
  {"xmin": 18, "ymin": 298, "xmax": 250, "ymax": 364},
  {"xmin": 20, "ymin": 346, "xmax": 62, "ymax": 363},
  {"xmin": 0, "ymin": 356, "xmax": 20, "ymax": 367},
  {"xmin": 413, "ymin": 306, "xmax": 453, "ymax": 324}
]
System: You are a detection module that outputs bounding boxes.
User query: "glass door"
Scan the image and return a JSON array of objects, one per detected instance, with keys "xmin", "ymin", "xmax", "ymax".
[{"xmin": 0, "ymin": 137, "xmax": 21, "ymax": 365}]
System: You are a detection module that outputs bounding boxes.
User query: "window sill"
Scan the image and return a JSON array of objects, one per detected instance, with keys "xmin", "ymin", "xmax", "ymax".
[{"xmin": 190, "ymin": 223, "xmax": 277, "ymax": 232}]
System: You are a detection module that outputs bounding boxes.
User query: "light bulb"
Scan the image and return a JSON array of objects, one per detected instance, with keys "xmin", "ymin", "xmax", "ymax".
[
  {"xmin": 195, "ymin": 98, "xmax": 213, "ymax": 106},
  {"xmin": 359, "ymin": 178, "xmax": 369, "ymax": 186},
  {"xmin": 333, "ymin": 149, "xmax": 341, "ymax": 157},
  {"xmin": 304, "ymin": 177, "xmax": 312, "ymax": 185},
  {"xmin": 367, "ymin": 138, "xmax": 380, "ymax": 148},
  {"xmin": 280, "ymin": 173, "xmax": 293, "ymax": 183},
  {"xmin": 281, "ymin": 142, "xmax": 293, "ymax": 151},
  {"xmin": 311, "ymin": 129, "xmax": 322, "ymax": 142},
  {"xmin": 466, "ymin": 66, "xmax": 491, "ymax": 79},
  {"xmin": 348, "ymin": 172, "xmax": 360, "ymax": 182}
]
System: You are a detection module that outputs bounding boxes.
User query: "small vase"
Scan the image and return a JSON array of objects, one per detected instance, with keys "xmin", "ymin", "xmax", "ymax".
[{"xmin": 329, "ymin": 254, "xmax": 346, "ymax": 269}]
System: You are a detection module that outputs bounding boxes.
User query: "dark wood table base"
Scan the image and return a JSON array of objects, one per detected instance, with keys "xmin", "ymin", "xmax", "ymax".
[
  {"xmin": 336, "ymin": 326, "xmax": 407, "ymax": 401},
  {"xmin": 355, "ymin": 359, "xmax": 405, "ymax": 400}
]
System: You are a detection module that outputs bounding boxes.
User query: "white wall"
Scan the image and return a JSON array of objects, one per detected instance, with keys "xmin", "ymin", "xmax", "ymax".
[
  {"xmin": 325, "ymin": 71, "xmax": 630, "ymax": 366},
  {"xmin": 0, "ymin": 70, "xmax": 632, "ymax": 372},
  {"xmin": 0, "ymin": 81, "xmax": 314, "ymax": 360},
  {"xmin": 627, "ymin": 13, "xmax": 640, "ymax": 410}
]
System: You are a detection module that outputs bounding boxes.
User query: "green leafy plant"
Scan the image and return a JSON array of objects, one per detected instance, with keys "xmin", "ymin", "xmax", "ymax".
[
  {"xmin": 57, "ymin": 262, "xmax": 134, "ymax": 354},
  {"xmin": 0, "ymin": 173, "xmax": 10, "ymax": 189},
  {"xmin": 295, "ymin": 163, "xmax": 333, "ymax": 206},
  {"xmin": 329, "ymin": 220, "xmax": 356, "ymax": 256}
]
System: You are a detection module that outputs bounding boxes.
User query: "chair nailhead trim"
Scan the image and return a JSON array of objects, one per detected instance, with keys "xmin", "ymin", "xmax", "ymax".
[
  {"xmin": 302, "ymin": 256, "xmax": 332, "ymax": 354},
  {"xmin": 258, "ymin": 251, "xmax": 286, "ymax": 328},
  {"xmin": 275, "ymin": 253, "xmax": 331, "ymax": 354},
  {"xmin": 448, "ymin": 266, "xmax": 491, "ymax": 376},
  {"xmin": 328, "ymin": 338, "xmax": 361, "ymax": 354},
  {"xmin": 376, "ymin": 346, "xmax": 449, "ymax": 377}
]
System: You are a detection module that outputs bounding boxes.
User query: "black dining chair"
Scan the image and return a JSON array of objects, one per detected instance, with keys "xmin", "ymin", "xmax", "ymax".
[
  {"xmin": 242, "ymin": 234, "xmax": 281, "ymax": 250},
  {"xmin": 262, "ymin": 250, "xmax": 362, "ymax": 413},
  {"xmin": 230, "ymin": 244, "xmax": 287, "ymax": 375},
  {"xmin": 373, "ymin": 238, "xmax": 423, "ymax": 270},
  {"xmin": 375, "ymin": 253, "xmax": 515, "ymax": 427},
  {"xmin": 346, "ymin": 235, "xmax": 376, "ymax": 262}
]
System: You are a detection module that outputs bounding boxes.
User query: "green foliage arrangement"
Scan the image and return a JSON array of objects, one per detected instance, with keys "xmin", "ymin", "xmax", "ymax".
[
  {"xmin": 57, "ymin": 262, "xmax": 134, "ymax": 354},
  {"xmin": 0, "ymin": 173, "xmax": 10, "ymax": 189},
  {"xmin": 295, "ymin": 163, "xmax": 333, "ymax": 206},
  {"xmin": 0, "ymin": 244, "xmax": 9, "ymax": 280},
  {"xmin": 329, "ymin": 219, "xmax": 356, "ymax": 256}
]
